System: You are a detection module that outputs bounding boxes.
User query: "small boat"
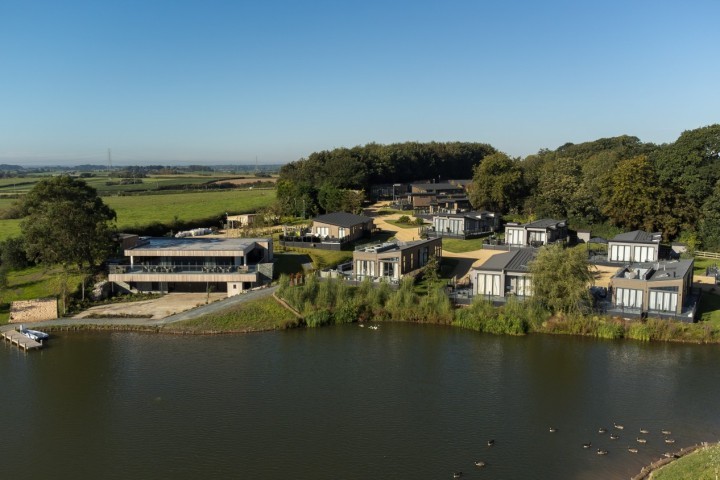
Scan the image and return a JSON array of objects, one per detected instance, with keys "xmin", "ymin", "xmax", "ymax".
[
  {"xmin": 637, "ymin": 438, "xmax": 647, "ymax": 444},
  {"xmin": 487, "ymin": 439, "xmax": 495, "ymax": 446},
  {"xmin": 597, "ymin": 449, "xmax": 609, "ymax": 455},
  {"xmin": 18, "ymin": 325, "xmax": 49, "ymax": 341},
  {"xmin": 665, "ymin": 438, "xmax": 675, "ymax": 444},
  {"xmin": 628, "ymin": 447, "xmax": 639, "ymax": 453},
  {"xmin": 640, "ymin": 428, "xmax": 649, "ymax": 434},
  {"xmin": 661, "ymin": 430, "xmax": 672, "ymax": 435},
  {"xmin": 610, "ymin": 434, "xmax": 619, "ymax": 440},
  {"xmin": 582, "ymin": 442, "xmax": 592, "ymax": 449},
  {"xmin": 614, "ymin": 423, "xmax": 624, "ymax": 430},
  {"xmin": 598, "ymin": 427, "xmax": 607, "ymax": 434},
  {"xmin": 549, "ymin": 427, "xmax": 557, "ymax": 433},
  {"xmin": 474, "ymin": 461, "xmax": 486, "ymax": 468}
]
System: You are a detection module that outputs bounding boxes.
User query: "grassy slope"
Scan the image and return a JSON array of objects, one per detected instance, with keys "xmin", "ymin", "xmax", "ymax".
[
  {"xmin": 652, "ymin": 444, "xmax": 720, "ymax": 479},
  {"xmin": 164, "ymin": 296, "xmax": 299, "ymax": 332},
  {"xmin": 698, "ymin": 292, "xmax": 720, "ymax": 326},
  {"xmin": 0, "ymin": 266, "xmax": 83, "ymax": 323}
]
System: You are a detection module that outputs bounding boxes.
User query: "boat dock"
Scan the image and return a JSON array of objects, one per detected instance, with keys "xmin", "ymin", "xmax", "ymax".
[{"xmin": 1, "ymin": 329, "xmax": 44, "ymax": 351}]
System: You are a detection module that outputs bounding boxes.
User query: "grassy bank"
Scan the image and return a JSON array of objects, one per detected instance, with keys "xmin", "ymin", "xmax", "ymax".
[
  {"xmin": 163, "ymin": 296, "xmax": 300, "ymax": 333},
  {"xmin": 651, "ymin": 443, "xmax": 720, "ymax": 479},
  {"xmin": 276, "ymin": 277, "xmax": 720, "ymax": 342},
  {"xmin": 1, "ymin": 266, "xmax": 83, "ymax": 323}
]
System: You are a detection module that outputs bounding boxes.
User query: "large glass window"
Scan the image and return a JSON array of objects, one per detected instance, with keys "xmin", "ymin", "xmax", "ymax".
[
  {"xmin": 648, "ymin": 290, "xmax": 678, "ymax": 313},
  {"xmin": 615, "ymin": 287, "xmax": 643, "ymax": 308},
  {"xmin": 477, "ymin": 273, "xmax": 501, "ymax": 296}
]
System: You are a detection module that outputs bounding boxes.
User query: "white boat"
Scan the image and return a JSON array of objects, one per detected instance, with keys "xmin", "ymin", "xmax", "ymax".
[{"xmin": 18, "ymin": 325, "xmax": 49, "ymax": 341}]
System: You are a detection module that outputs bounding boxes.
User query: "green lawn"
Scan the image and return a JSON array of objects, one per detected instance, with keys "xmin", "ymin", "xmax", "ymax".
[
  {"xmin": 0, "ymin": 266, "xmax": 83, "ymax": 323},
  {"xmin": 386, "ymin": 220, "xmax": 423, "ymax": 229},
  {"xmin": 652, "ymin": 444, "xmax": 720, "ymax": 479},
  {"xmin": 694, "ymin": 256, "xmax": 720, "ymax": 276},
  {"xmin": 273, "ymin": 252, "xmax": 314, "ymax": 278},
  {"xmin": 164, "ymin": 296, "xmax": 300, "ymax": 332},
  {"xmin": 441, "ymin": 237, "xmax": 486, "ymax": 253},
  {"xmin": 698, "ymin": 292, "xmax": 720, "ymax": 326}
]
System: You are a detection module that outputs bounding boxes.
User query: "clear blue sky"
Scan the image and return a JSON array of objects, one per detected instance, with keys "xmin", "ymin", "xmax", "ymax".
[{"xmin": 1, "ymin": 0, "xmax": 718, "ymax": 166}]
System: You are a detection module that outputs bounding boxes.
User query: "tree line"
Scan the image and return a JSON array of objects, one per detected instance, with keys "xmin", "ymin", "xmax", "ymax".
[
  {"xmin": 275, "ymin": 125, "xmax": 720, "ymax": 249},
  {"xmin": 275, "ymin": 141, "xmax": 496, "ymax": 217}
]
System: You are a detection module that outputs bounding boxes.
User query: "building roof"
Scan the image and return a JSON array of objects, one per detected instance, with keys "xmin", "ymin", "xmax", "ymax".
[
  {"xmin": 128, "ymin": 237, "xmax": 269, "ymax": 253},
  {"xmin": 474, "ymin": 248, "xmax": 536, "ymax": 273},
  {"xmin": 412, "ymin": 182, "xmax": 463, "ymax": 191},
  {"xmin": 612, "ymin": 259, "xmax": 693, "ymax": 282},
  {"xmin": 524, "ymin": 218, "xmax": 566, "ymax": 229},
  {"xmin": 313, "ymin": 212, "xmax": 373, "ymax": 228},
  {"xmin": 610, "ymin": 230, "xmax": 661, "ymax": 243},
  {"xmin": 354, "ymin": 237, "xmax": 440, "ymax": 255},
  {"xmin": 433, "ymin": 210, "xmax": 496, "ymax": 220}
]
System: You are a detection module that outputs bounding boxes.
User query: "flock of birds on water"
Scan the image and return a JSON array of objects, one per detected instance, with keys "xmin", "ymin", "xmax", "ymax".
[
  {"xmin": 358, "ymin": 324, "xmax": 682, "ymax": 478},
  {"xmin": 451, "ymin": 423, "xmax": 679, "ymax": 478}
]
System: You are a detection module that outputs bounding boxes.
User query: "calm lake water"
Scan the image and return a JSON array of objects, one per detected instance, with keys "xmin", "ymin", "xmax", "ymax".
[{"xmin": 2, "ymin": 324, "xmax": 719, "ymax": 480}]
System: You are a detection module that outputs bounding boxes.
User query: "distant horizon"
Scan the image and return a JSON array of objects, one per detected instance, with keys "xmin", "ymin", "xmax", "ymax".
[{"xmin": 0, "ymin": 124, "xmax": 710, "ymax": 168}]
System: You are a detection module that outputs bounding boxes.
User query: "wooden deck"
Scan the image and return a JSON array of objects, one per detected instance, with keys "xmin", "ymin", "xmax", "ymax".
[{"xmin": 1, "ymin": 329, "xmax": 44, "ymax": 351}]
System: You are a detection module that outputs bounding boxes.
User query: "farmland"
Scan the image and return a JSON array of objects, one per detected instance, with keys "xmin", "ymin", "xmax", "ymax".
[{"xmin": 0, "ymin": 189, "xmax": 276, "ymax": 240}]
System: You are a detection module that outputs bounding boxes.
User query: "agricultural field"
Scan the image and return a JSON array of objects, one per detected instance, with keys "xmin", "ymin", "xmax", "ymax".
[
  {"xmin": 106, "ymin": 189, "xmax": 276, "ymax": 231},
  {"xmin": 0, "ymin": 173, "xmax": 273, "ymax": 197},
  {"xmin": 0, "ymin": 188, "xmax": 276, "ymax": 240}
]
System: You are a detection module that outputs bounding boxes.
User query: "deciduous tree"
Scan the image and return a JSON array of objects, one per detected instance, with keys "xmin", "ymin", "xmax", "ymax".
[{"xmin": 529, "ymin": 244, "xmax": 595, "ymax": 314}]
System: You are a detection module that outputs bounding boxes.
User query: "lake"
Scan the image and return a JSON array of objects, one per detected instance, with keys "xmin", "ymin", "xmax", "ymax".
[{"xmin": 2, "ymin": 324, "xmax": 719, "ymax": 479}]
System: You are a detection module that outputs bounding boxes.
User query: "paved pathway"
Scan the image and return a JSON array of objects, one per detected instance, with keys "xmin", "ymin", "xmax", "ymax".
[{"xmin": 1, "ymin": 286, "xmax": 278, "ymax": 331}]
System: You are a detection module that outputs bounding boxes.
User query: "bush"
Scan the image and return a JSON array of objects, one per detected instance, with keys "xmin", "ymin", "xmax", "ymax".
[
  {"xmin": 397, "ymin": 215, "xmax": 411, "ymax": 224},
  {"xmin": 305, "ymin": 309, "xmax": 333, "ymax": 328}
]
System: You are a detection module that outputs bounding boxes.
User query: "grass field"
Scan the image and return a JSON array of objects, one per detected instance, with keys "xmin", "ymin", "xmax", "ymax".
[
  {"xmin": 694, "ymin": 256, "xmax": 720, "ymax": 276},
  {"xmin": 164, "ymin": 296, "xmax": 300, "ymax": 333},
  {"xmin": 698, "ymin": 292, "xmax": 720, "ymax": 325},
  {"xmin": 441, "ymin": 237, "xmax": 487, "ymax": 253},
  {"xmin": 0, "ymin": 173, "xmax": 266, "ymax": 196},
  {"xmin": 0, "ymin": 189, "xmax": 276, "ymax": 240},
  {"xmin": 105, "ymin": 189, "xmax": 276, "ymax": 230},
  {"xmin": 652, "ymin": 444, "xmax": 720, "ymax": 479},
  {"xmin": 0, "ymin": 266, "xmax": 83, "ymax": 323}
]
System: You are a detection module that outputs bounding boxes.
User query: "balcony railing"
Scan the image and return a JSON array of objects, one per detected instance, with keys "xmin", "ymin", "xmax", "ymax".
[{"xmin": 110, "ymin": 264, "xmax": 257, "ymax": 275}]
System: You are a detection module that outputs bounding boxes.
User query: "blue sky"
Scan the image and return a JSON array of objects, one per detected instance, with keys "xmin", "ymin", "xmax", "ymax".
[{"xmin": 1, "ymin": 0, "xmax": 718, "ymax": 166}]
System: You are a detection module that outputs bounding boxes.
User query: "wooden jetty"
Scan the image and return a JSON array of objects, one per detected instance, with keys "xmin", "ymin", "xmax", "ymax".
[{"xmin": 1, "ymin": 329, "xmax": 44, "ymax": 351}]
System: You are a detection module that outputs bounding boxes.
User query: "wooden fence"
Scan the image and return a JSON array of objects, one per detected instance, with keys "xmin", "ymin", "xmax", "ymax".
[{"xmin": 696, "ymin": 251, "xmax": 720, "ymax": 260}]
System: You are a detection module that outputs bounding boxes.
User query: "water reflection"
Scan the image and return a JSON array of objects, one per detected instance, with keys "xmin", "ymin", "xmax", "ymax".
[{"xmin": 1, "ymin": 325, "xmax": 719, "ymax": 479}]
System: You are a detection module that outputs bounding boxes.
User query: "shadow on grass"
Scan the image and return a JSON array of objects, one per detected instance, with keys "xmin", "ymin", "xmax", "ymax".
[{"xmin": 274, "ymin": 253, "xmax": 313, "ymax": 278}]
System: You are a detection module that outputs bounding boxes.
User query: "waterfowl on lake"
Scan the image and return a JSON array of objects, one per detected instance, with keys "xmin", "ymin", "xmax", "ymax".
[
  {"xmin": 640, "ymin": 428, "xmax": 649, "ymax": 434},
  {"xmin": 582, "ymin": 442, "xmax": 592, "ymax": 449},
  {"xmin": 474, "ymin": 461, "xmax": 486, "ymax": 468},
  {"xmin": 636, "ymin": 438, "xmax": 647, "ymax": 444},
  {"xmin": 614, "ymin": 423, "xmax": 624, "ymax": 430},
  {"xmin": 610, "ymin": 434, "xmax": 619, "ymax": 440},
  {"xmin": 487, "ymin": 439, "xmax": 495, "ymax": 446},
  {"xmin": 663, "ymin": 452, "xmax": 675, "ymax": 458},
  {"xmin": 661, "ymin": 430, "xmax": 672, "ymax": 435},
  {"xmin": 665, "ymin": 438, "xmax": 675, "ymax": 444},
  {"xmin": 549, "ymin": 427, "xmax": 557, "ymax": 433},
  {"xmin": 597, "ymin": 449, "xmax": 609, "ymax": 455},
  {"xmin": 628, "ymin": 447, "xmax": 639, "ymax": 453},
  {"xmin": 598, "ymin": 428, "xmax": 607, "ymax": 434},
  {"xmin": 453, "ymin": 472, "xmax": 463, "ymax": 478}
]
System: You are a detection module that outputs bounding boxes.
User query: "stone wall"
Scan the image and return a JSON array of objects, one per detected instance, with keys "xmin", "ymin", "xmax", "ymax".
[{"xmin": 9, "ymin": 298, "xmax": 58, "ymax": 323}]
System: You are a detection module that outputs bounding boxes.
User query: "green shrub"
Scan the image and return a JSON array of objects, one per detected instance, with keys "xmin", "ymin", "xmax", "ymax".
[{"xmin": 305, "ymin": 309, "xmax": 333, "ymax": 327}]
